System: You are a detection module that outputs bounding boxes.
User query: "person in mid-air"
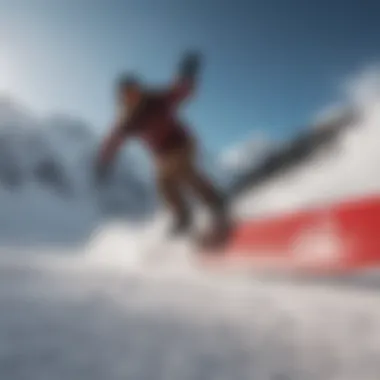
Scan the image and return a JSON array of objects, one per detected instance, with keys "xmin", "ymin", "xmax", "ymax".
[{"xmin": 95, "ymin": 51, "xmax": 230, "ymax": 245}]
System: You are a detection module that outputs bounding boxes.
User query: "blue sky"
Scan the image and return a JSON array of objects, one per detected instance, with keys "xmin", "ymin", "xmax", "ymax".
[{"xmin": 0, "ymin": 0, "xmax": 379, "ymax": 155}]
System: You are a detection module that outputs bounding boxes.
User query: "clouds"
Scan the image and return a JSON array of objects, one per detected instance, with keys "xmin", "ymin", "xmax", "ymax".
[
  {"xmin": 220, "ymin": 131, "xmax": 273, "ymax": 171},
  {"xmin": 344, "ymin": 64, "xmax": 380, "ymax": 109}
]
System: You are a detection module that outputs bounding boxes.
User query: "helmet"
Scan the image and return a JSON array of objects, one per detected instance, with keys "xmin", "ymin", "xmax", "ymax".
[{"xmin": 116, "ymin": 73, "xmax": 141, "ymax": 92}]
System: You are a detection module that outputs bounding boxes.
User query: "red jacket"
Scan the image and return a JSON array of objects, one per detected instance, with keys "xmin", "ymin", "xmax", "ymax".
[{"xmin": 99, "ymin": 78, "xmax": 195, "ymax": 165}]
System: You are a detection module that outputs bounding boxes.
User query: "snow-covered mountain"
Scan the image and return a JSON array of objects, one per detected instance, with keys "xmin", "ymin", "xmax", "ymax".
[{"xmin": 0, "ymin": 96, "xmax": 157, "ymax": 247}]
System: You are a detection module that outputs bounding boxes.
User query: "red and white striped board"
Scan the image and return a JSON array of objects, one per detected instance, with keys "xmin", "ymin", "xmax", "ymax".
[{"xmin": 198, "ymin": 195, "xmax": 380, "ymax": 274}]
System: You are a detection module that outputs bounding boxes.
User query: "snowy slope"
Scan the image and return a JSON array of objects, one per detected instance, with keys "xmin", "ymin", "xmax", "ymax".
[{"xmin": 0, "ymin": 255, "xmax": 380, "ymax": 380}]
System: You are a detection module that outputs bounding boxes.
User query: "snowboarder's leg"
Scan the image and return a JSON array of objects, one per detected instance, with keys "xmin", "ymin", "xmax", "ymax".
[
  {"xmin": 185, "ymin": 166, "xmax": 225, "ymax": 217},
  {"xmin": 186, "ymin": 167, "xmax": 231, "ymax": 240},
  {"xmin": 156, "ymin": 151, "xmax": 192, "ymax": 236},
  {"xmin": 179, "ymin": 143, "xmax": 232, "ymax": 245},
  {"xmin": 156, "ymin": 139, "xmax": 231, "ymax": 244}
]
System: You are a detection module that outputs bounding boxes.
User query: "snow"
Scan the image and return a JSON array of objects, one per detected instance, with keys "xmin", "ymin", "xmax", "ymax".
[
  {"xmin": 235, "ymin": 66, "xmax": 380, "ymax": 219},
  {"xmin": 0, "ymin": 255, "xmax": 380, "ymax": 380},
  {"xmin": 1, "ymin": 65, "xmax": 380, "ymax": 379},
  {"xmin": 0, "ymin": 96, "xmax": 155, "ymax": 247}
]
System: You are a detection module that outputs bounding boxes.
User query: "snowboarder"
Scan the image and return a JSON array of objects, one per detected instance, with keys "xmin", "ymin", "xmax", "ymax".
[{"xmin": 95, "ymin": 51, "xmax": 230, "ymax": 246}]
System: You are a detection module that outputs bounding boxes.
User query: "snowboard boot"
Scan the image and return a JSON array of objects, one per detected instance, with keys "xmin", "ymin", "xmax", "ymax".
[
  {"xmin": 204, "ymin": 197, "xmax": 233, "ymax": 248},
  {"xmin": 169, "ymin": 212, "xmax": 193, "ymax": 237}
]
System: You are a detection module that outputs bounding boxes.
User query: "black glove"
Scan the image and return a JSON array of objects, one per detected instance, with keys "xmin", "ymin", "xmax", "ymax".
[{"xmin": 178, "ymin": 51, "xmax": 202, "ymax": 79}]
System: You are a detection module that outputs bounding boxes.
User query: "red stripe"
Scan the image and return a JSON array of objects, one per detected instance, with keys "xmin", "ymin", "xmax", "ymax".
[{"xmin": 205, "ymin": 195, "xmax": 380, "ymax": 274}]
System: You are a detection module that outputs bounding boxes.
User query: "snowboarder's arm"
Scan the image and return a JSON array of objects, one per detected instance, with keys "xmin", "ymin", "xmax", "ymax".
[
  {"xmin": 99, "ymin": 123, "xmax": 126, "ymax": 165},
  {"xmin": 168, "ymin": 51, "xmax": 202, "ymax": 106},
  {"xmin": 95, "ymin": 116, "xmax": 132, "ymax": 182}
]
